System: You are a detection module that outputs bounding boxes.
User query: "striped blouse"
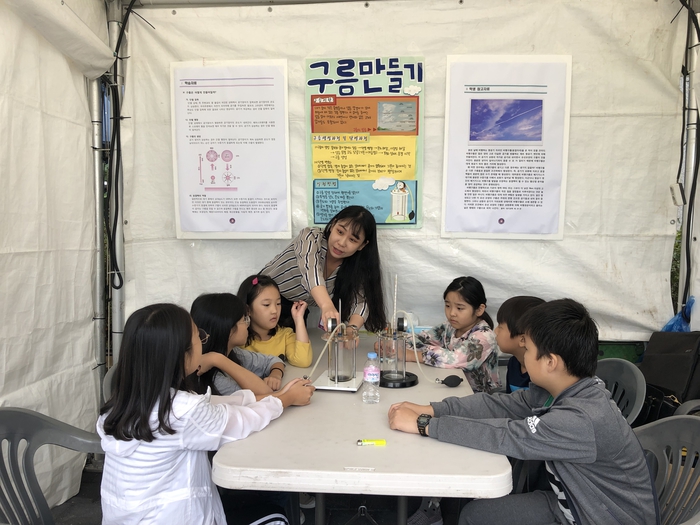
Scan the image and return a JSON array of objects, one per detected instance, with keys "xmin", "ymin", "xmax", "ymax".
[{"xmin": 260, "ymin": 227, "xmax": 368, "ymax": 321}]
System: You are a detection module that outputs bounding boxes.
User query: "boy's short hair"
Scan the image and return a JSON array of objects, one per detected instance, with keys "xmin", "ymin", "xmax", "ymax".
[
  {"xmin": 496, "ymin": 296, "xmax": 545, "ymax": 337},
  {"xmin": 518, "ymin": 298, "xmax": 599, "ymax": 378}
]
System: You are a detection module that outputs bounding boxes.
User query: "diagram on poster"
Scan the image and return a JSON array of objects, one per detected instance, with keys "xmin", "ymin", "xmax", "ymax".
[
  {"xmin": 305, "ymin": 57, "xmax": 424, "ymax": 226},
  {"xmin": 171, "ymin": 59, "xmax": 291, "ymax": 239},
  {"xmin": 442, "ymin": 56, "xmax": 571, "ymax": 239}
]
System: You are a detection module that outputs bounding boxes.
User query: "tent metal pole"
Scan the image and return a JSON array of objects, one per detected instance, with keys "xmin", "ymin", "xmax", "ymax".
[
  {"xmin": 108, "ymin": 0, "xmax": 126, "ymax": 363},
  {"xmin": 679, "ymin": 7, "xmax": 698, "ymax": 313},
  {"xmin": 89, "ymin": 79, "xmax": 107, "ymax": 402}
]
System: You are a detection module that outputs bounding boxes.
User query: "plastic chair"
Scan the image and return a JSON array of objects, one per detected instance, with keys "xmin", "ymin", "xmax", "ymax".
[
  {"xmin": 635, "ymin": 416, "xmax": 700, "ymax": 525},
  {"xmin": 0, "ymin": 407, "xmax": 103, "ymax": 525},
  {"xmin": 596, "ymin": 358, "xmax": 646, "ymax": 424},
  {"xmin": 676, "ymin": 399, "xmax": 700, "ymax": 416}
]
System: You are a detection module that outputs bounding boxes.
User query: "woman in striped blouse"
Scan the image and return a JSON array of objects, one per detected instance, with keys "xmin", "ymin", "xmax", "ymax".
[{"xmin": 261, "ymin": 205, "xmax": 387, "ymax": 333}]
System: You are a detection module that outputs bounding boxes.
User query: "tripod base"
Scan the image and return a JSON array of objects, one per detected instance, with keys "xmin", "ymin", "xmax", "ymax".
[{"xmin": 379, "ymin": 371, "xmax": 418, "ymax": 388}]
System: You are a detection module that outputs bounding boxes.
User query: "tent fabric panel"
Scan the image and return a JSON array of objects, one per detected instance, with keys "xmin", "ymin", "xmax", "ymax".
[
  {"xmin": 0, "ymin": 2, "xmax": 99, "ymax": 509},
  {"xmin": 122, "ymin": 0, "xmax": 684, "ymax": 339}
]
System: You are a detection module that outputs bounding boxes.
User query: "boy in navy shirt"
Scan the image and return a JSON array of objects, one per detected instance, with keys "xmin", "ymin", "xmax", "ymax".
[{"xmin": 495, "ymin": 296, "xmax": 544, "ymax": 393}]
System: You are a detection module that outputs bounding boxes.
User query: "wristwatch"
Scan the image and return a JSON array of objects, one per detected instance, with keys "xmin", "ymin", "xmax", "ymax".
[{"xmin": 417, "ymin": 414, "xmax": 432, "ymax": 437}]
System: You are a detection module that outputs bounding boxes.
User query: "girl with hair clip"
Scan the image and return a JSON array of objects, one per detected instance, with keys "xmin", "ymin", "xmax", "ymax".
[
  {"xmin": 238, "ymin": 275, "xmax": 313, "ymax": 368},
  {"xmin": 98, "ymin": 303, "xmax": 314, "ymax": 525},
  {"xmin": 190, "ymin": 293, "xmax": 286, "ymax": 396},
  {"xmin": 407, "ymin": 276, "xmax": 500, "ymax": 394},
  {"xmin": 260, "ymin": 205, "xmax": 387, "ymax": 333}
]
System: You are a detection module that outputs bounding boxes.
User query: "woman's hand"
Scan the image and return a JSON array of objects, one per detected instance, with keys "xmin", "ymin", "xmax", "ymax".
[{"xmin": 319, "ymin": 303, "xmax": 341, "ymax": 332}]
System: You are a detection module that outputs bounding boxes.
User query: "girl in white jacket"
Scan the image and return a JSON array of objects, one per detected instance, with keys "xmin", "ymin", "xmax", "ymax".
[{"xmin": 97, "ymin": 303, "xmax": 314, "ymax": 525}]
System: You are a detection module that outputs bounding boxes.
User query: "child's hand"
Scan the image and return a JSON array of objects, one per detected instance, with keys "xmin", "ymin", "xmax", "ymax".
[
  {"xmin": 291, "ymin": 301, "xmax": 308, "ymax": 322},
  {"xmin": 276, "ymin": 378, "xmax": 315, "ymax": 406},
  {"xmin": 388, "ymin": 406, "xmax": 424, "ymax": 434},
  {"xmin": 388, "ymin": 402, "xmax": 430, "ymax": 417},
  {"xmin": 264, "ymin": 375, "xmax": 282, "ymax": 391}
]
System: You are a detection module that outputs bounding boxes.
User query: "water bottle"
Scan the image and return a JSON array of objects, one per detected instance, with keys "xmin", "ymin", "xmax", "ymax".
[{"xmin": 362, "ymin": 352, "xmax": 380, "ymax": 404}]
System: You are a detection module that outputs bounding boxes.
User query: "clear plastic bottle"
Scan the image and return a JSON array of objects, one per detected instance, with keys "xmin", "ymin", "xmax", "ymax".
[{"xmin": 362, "ymin": 352, "xmax": 381, "ymax": 404}]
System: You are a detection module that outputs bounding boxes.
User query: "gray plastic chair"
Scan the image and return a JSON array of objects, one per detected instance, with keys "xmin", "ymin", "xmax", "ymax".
[
  {"xmin": 635, "ymin": 416, "xmax": 700, "ymax": 525},
  {"xmin": 0, "ymin": 407, "xmax": 103, "ymax": 525},
  {"xmin": 676, "ymin": 399, "xmax": 700, "ymax": 416},
  {"xmin": 596, "ymin": 358, "xmax": 646, "ymax": 424}
]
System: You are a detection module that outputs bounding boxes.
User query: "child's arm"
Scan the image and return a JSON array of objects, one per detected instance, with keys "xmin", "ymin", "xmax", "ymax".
[
  {"xmin": 404, "ymin": 325, "xmax": 445, "ymax": 363},
  {"xmin": 268, "ymin": 377, "xmax": 315, "ymax": 407},
  {"xmin": 291, "ymin": 301, "xmax": 310, "ymax": 343},
  {"xmin": 423, "ymin": 329, "xmax": 496, "ymax": 370},
  {"xmin": 283, "ymin": 315, "xmax": 313, "ymax": 367},
  {"xmin": 188, "ymin": 390, "xmax": 284, "ymax": 448},
  {"xmin": 264, "ymin": 364, "xmax": 285, "ymax": 391},
  {"xmin": 429, "ymin": 400, "xmax": 597, "ymax": 463},
  {"xmin": 233, "ymin": 348, "xmax": 286, "ymax": 391},
  {"xmin": 198, "ymin": 353, "xmax": 273, "ymax": 396}
]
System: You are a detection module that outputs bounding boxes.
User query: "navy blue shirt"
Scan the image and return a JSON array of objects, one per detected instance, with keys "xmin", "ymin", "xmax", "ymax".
[{"xmin": 506, "ymin": 355, "xmax": 530, "ymax": 393}]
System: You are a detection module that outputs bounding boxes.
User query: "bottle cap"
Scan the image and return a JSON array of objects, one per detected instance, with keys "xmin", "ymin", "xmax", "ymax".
[{"xmin": 368, "ymin": 352, "xmax": 377, "ymax": 359}]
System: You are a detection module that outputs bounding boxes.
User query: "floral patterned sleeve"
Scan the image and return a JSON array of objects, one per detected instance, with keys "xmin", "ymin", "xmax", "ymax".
[
  {"xmin": 407, "ymin": 324, "xmax": 448, "ymax": 359},
  {"xmin": 423, "ymin": 325, "xmax": 497, "ymax": 370}
]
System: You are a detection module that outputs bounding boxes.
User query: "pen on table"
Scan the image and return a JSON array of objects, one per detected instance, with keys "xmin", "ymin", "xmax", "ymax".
[{"xmin": 357, "ymin": 439, "xmax": 386, "ymax": 446}]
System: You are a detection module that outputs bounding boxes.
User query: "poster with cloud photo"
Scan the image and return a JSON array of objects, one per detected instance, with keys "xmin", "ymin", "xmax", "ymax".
[{"xmin": 442, "ymin": 56, "xmax": 571, "ymax": 239}]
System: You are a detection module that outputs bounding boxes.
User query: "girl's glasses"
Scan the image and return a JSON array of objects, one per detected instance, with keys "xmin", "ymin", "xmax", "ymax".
[{"xmin": 198, "ymin": 328, "xmax": 210, "ymax": 345}]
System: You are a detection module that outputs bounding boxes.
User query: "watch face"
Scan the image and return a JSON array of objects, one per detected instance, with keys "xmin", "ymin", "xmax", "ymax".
[{"xmin": 417, "ymin": 414, "xmax": 432, "ymax": 436}]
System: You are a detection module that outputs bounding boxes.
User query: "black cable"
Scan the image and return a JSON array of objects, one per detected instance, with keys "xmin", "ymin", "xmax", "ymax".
[
  {"xmin": 113, "ymin": 0, "xmax": 138, "ymax": 86},
  {"xmin": 676, "ymin": 0, "xmax": 700, "ymax": 307},
  {"xmin": 103, "ymin": 0, "xmax": 137, "ymax": 290},
  {"xmin": 682, "ymin": 2, "xmax": 700, "ymax": 305},
  {"xmin": 107, "ymin": 83, "xmax": 124, "ymax": 289}
]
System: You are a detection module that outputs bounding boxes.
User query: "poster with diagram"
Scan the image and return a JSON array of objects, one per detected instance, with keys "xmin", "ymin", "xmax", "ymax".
[
  {"xmin": 171, "ymin": 59, "xmax": 291, "ymax": 239},
  {"xmin": 442, "ymin": 55, "xmax": 571, "ymax": 239},
  {"xmin": 305, "ymin": 57, "xmax": 424, "ymax": 226}
]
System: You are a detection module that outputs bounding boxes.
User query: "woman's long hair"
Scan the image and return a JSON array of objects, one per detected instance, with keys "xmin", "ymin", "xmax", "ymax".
[
  {"xmin": 190, "ymin": 293, "xmax": 246, "ymax": 395},
  {"xmin": 443, "ymin": 276, "xmax": 494, "ymax": 329},
  {"xmin": 324, "ymin": 206, "xmax": 387, "ymax": 332},
  {"xmin": 100, "ymin": 303, "xmax": 193, "ymax": 442}
]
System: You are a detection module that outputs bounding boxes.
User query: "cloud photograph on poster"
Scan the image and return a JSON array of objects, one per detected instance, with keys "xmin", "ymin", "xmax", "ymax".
[{"xmin": 469, "ymin": 99, "xmax": 543, "ymax": 143}]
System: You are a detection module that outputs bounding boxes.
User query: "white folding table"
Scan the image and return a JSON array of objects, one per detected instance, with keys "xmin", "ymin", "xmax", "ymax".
[{"xmin": 212, "ymin": 331, "xmax": 512, "ymax": 525}]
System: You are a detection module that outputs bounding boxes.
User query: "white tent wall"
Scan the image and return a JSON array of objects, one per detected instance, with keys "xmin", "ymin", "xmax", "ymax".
[
  {"xmin": 123, "ymin": 0, "xmax": 685, "ymax": 340},
  {"xmin": 0, "ymin": 0, "xmax": 106, "ymax": 509}
]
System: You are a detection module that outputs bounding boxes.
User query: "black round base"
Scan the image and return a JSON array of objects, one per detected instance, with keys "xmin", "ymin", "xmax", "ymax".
[{"xmin": 379, "ymin": 371, "xmax": 419, "ymax": 388}]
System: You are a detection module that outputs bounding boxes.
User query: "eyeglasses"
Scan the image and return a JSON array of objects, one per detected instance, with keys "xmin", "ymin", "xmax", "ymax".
[
  {"xmin": 198, "ymin": 328, "xmax": 210, "ymax": 345},
  {"xmin": 239, "ymin": 315, "xmax": 251, "ymax": 326}
]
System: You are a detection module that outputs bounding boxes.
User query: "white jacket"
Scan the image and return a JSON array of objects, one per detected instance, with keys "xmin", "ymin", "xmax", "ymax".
[{"xmin": 97, "ymin": 389, "xmax": 283, "ymax": 525}]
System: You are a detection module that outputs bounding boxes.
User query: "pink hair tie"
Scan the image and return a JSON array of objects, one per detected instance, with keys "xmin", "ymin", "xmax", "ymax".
[{"xmin": 252, "ymin": 277, "xmax": 259, "ymax": 285}]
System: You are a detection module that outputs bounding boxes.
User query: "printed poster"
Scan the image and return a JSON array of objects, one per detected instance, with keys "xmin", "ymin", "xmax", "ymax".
[
  {"xmin": 171, "ymin": 59, "xmax": 291, "ymax": 239},
  {"xmin": 442, "ymin": 56, "xmax": 571, "ymax": 239},
  {"xmin": 305, "ymin": 57, "xmax": 424, "ymax": 226}
]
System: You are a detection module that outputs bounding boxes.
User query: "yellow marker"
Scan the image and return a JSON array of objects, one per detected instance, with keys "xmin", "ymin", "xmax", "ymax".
[{"xmin": 357, "ymin": 439, "xmax": 386, "ymax": 446}]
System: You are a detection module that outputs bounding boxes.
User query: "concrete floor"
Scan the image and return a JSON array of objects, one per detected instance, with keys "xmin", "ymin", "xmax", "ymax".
[{"xmin": 52, "ymin": 465, "xmax": 467, "ymax": 525}]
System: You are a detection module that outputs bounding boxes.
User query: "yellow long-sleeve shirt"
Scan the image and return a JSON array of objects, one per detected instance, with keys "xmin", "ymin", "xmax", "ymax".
[{"xmin": 244, "ymin": 327, "xmax": 313, "ymax": 368}]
